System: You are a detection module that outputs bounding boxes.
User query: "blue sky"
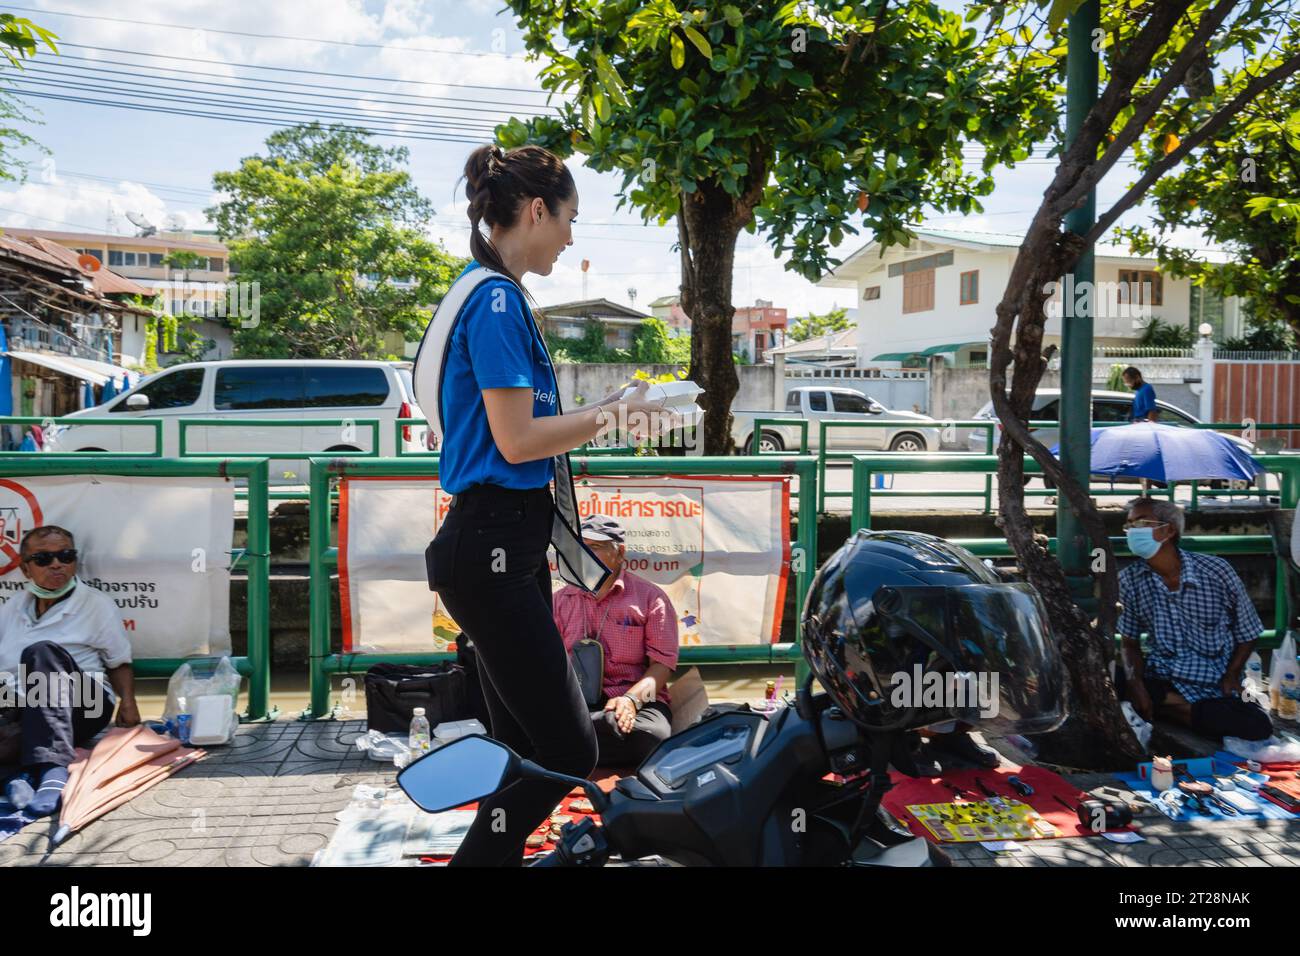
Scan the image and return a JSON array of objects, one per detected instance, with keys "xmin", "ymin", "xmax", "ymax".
[{"xmin": 0, "ymin": 0, "xmax": 1206, "ymax": 316}]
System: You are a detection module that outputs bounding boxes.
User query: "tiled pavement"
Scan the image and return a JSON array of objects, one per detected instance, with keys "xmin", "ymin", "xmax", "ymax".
[{"xmin": 1, "ymin": 720, "xmax": 1298, "ymax": 867}]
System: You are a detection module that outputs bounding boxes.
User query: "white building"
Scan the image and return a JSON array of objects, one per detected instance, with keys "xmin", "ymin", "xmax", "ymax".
[{"xmin": 817, "ymin": 227, "xmax": 1243, "ymax": 367}]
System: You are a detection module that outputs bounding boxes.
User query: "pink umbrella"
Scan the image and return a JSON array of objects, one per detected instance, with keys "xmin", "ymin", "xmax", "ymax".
[{"xmin": 50, "ymin": 726, "xmax": 206, "ymax": 850}]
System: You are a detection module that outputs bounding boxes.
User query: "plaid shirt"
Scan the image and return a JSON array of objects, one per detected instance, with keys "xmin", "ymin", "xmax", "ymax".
[
  {"xmin": 1118, "ymin": 549, "xmax": 1263, "ymax": 703},
  {"xmin": 553, "ymin": 570, "xmax": 679, "ymax": 704}
]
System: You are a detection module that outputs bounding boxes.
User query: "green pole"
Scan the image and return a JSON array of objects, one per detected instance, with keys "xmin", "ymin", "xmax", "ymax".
[
  {"xmin": 244, "ymin": 458, "xmax": 271, "ymax": 719},
  {"xmin": 1058, "ymin": 0, "xmax": 1100, "ymax": 605},
  {"xmin": 308, "ymin": 459, "xmax": 334, "ymax": 719}
]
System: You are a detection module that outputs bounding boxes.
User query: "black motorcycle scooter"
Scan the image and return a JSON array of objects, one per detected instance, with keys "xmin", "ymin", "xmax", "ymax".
[{"xmin": 396, "ymin": 676, "xmax": 950, "ymax": 867}]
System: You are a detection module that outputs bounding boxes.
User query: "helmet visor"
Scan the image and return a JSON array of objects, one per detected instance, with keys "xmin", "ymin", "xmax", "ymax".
[{"xmin": 876, "ymin": 583, "xmax": 1066, "ymax": 734}]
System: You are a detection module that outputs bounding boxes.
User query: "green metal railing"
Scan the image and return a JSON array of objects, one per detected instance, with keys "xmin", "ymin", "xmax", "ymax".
[
  {"xmin": 0, "ymin": 455, "xmax": 272, "ymax": 718},
  {"xmin": 0, "ymin": 415, "xmax": 163, "ymax": 457},
  {"xmin": 305, "ymin": 453, "xmax": 819, "ymax": 719},
  {"xmin": 849, "ymin": 452, "xmax": 1300, "ymax": 648}
]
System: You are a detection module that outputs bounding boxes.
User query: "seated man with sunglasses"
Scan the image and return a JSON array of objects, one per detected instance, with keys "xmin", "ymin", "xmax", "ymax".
[
  {"xmin": 1115, "ymin": 498, "xmax": 1272, "ymax": 742},
  {"xmin": 0, "ymin": 526, "xmax": 139, "ymax": 816}
]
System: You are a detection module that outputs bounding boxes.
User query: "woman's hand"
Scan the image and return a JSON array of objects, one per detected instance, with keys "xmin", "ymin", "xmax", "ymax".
[{"xmin": 598, "ymin": 379, "xmax": 679, "ymax": 441}]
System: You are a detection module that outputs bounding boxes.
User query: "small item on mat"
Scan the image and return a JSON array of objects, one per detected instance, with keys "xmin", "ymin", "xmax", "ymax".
[
  {"xmin": 550, "ymin": 813, "xmax": 572, "ymax": 826},
  {"xmin": 1097, "ymin": 786, "xmax": 1145, "ymax": 815},
  {"xmin": 569, "ymin": 798, "xmax": 595, "ymax": 814},
  {"xmin": 1212, "ymin": 774, "xmax": 1237, "ymax": 791},
  {"xmin": 1258, "ymin": 785, "xmax": 1300, "ymax": 813},
  {"xmin": 1053, "ymin": 794, "xmax": 1077, "ymax": 812},
  {"xmin": 1213, "ymin": 788, "xmax": 1262, "ymax": 815},
  {"xmin": 1233, "ymin": 772, "xmax": 1264, "ymax": 791},
  {"xmin": 525, "ymin": 832, "xmax": 547, "ymax": 849},
  {"xmin": 1203, "ymin": 793, "xmax": 1239, "ymax": 816},
  {"xmin": 942, "ymin": 782, "xmax": 970, "ymax": 802},
  {"xmin": 975, "ymin": 777, "xmax": 999, "ymax": 798},
  {"xmin": 1007, "ymin": 775, "xmax": 1034, "ymax": 796},
  {"xmin": 1177, "ymin": 780, "xmax": 1212, "ymax": 797},
  {"xmin": 1150, "ymin": 755, "xmax": 1174, "ymax": 792}
]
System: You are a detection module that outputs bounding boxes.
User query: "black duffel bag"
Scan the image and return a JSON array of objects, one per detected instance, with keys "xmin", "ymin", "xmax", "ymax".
[{"xmin": 363, "ymin": 661, "xmax": 470, "ymax": 733}]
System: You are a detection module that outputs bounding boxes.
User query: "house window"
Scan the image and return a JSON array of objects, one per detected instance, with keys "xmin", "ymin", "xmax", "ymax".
[
  {"xmin": 149, "ymin": 253, "xmax": 164, "ymax": 267},
  {"xmin": 207, "ymin": 258, "xmax": 224, "ymax": 272},
  {"xmin": 1118, "ymin": 269, "xmax": 1163, "ymax": 306},
  {"xmin": 960, "ymin": 270, "xmax": 979, "ymax": 305},
  {"xmin": 902, "ymin": 268, "xmax": 935, "ymax": 314},
  {"xmin": 1190, "ymin": 285, "xmax": 1224, "ymax": 339},
  {"xmin": 887, "ymin": 250, "xmax": 954, "ymax": 277},
  {"xmin": 108, "ymin": 250, "xmax": 124, "ymax": 266},
  {"xmin": 863, "ymin": 285, "xmax": 881, "ymax": 301}
]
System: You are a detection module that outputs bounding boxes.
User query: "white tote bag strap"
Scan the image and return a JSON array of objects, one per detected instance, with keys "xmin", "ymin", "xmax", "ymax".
[
  {"xmin": 413, "ymin": 264, "xmax": 611, "ymax": 593},
  {"xmin": 411, "ymin": 266, "xmax": 503, "ymax": 444}
]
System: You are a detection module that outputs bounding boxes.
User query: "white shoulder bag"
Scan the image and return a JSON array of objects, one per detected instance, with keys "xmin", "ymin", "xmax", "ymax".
[{"xmin": 412, "ymin": 266, "xmax": 611, "ymax": 593}]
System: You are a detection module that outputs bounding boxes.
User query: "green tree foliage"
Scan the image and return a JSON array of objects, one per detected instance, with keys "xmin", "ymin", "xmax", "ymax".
[
  {"xmin": 206, "ymin": 123, "xmax": 464, "ymax": 358},
  {"xmin": 787, "ymin": 306, "xmax": 850, "ymax": 342},
  {"xmin": 1136, "ymin": 315, "xmax": 1195, "ymax": 348},
  {"xmin": 1119, "ymin": 62, "xmax": 1300, "ymax": 338},
  {"xmin": 496, "ymin": 0, "xmax": 1058, "ymax": 452},
  {"xmin": 631, "ymin": 316, "xmax": 691, "ymax": 363},
  {"xmin": 0, "ymin": 13, "xmax": 58, "ymax": 183}
]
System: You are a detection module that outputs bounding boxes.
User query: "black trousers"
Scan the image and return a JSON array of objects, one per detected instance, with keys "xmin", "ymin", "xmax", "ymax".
[
  {"xmin": 0, "ymin": 640, "xmax": 114, "ymax": 770},
  {"xmin": 430, "ymin": 485, "xmax": 597, "ymax": 867},
  {"xmin": 1116, "ymin": 669, "xmax": 1272, "ymax": 741},
  {"xmin": 592, "ymin": 699, "xmax": 672, "ymax": 767}
]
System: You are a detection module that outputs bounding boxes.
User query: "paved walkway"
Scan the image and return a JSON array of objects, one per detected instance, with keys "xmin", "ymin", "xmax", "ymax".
[{"xmin": 2, "ymin": 720, "xmax": 1298, "ymax": 867}]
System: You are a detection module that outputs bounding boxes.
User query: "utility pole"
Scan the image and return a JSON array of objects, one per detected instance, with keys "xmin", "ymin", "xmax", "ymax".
[{"xmin": 1058, "ymin": 0, "xmax": 1100, "ymax": 607}]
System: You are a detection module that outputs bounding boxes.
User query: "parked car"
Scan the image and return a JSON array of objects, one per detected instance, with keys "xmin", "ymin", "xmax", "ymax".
[
  {"xmin": 968, "ymin": 387, "xmax": 1255, "ymax": 485},
  {"xmin": 732, "ymin": 386, "xmax": 941, "ymax": 454},
  {"xmin": 45, "ymin": 360, "xmax": 428, "ymax": 480}
]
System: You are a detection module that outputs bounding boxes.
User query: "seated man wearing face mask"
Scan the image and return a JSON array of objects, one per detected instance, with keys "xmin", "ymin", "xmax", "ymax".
[
  {"xmin": 552, "ymin": 516, "xmax": 678, "ymax": 767},
  {"xmin": 0, "ymin": 526, "xmax": 139, "ymax": 816},
  {"xmin": 1115, "ymin": 498, "xmax": 1272, "ymax": 742}
]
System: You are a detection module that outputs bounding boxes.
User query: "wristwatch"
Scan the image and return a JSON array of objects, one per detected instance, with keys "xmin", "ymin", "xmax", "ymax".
[{"xmin": 622, "ymin": 694, "xmax": 642, "ymax": 712}]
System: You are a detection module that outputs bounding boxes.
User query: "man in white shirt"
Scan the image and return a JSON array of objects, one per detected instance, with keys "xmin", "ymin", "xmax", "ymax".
[{"xmin": 0, "ymin": 526, "xmax": 138, "ymax": 816}]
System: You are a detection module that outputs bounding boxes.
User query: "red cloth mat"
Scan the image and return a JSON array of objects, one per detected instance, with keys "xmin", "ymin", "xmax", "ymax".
[
  {"xmin": 880, "ymin": 764, "xmax": 1129, "ymax": 843},
  {"xmin": 420, "ymin": 768, "xmax": 626, "ymax": 862}
]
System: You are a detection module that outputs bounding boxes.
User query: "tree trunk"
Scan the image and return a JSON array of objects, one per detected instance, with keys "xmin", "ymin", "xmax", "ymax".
[{"xmin": 679, "ymin": 162, "xmax": 765, "ymax": 456}]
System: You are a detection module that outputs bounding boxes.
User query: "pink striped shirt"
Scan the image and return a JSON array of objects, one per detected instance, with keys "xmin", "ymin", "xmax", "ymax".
[{"xmin": 553, "ymin": 570, "xmax": 679, "ymax": 704}]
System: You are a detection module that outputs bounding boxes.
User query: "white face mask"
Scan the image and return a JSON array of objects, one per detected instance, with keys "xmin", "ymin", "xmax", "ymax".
[{"xmin": 26, "ymin": 575, "xmax": 78, "ymax": 599}]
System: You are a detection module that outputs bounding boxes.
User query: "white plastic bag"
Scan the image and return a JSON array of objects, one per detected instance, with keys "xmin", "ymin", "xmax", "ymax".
[
  {"xmin": 1120, "ymin": 701, "xmax": 1153, "ymax": 750},
  {"xmin": 163, "ymin": 657, "xmax": 242, "ymax": 725},
  {"xmin": 1223, "ymin": 735, "xmax": 1300, "ymax": 763}
]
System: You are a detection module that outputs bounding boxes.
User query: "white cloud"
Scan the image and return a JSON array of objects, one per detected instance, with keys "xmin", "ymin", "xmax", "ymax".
[{"xmin": 0, "ymin": 175, "xmax": 208, "ymax": 234}]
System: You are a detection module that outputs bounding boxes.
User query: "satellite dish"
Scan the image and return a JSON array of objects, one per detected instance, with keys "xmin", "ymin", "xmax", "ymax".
[
  {"xmin": 77, "ymin": 253, "xmax": 101, "ymax": 273},
  {"xmin": 125, "ymin": 211, "xmax": 156, "ymax": 237},
  {"xmin": 164, "ymin": 214, "xmax": 185, "ymax": 232}
]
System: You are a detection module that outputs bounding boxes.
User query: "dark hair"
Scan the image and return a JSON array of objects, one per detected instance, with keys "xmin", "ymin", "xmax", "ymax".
[
  {"xmin": 21, "ymin": 525, "xmax": 74, "ymax": 557},
  {"xmin": 1123, "ymin": 366, "xmax": 1142, "ymax": 379},
  {"xmin": 462, "ymin": 144, "xmax": 575, "ymax": 287}
]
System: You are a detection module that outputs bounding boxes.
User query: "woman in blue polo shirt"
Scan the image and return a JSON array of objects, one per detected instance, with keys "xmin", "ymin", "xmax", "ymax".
[{"xmin": 429, "ymin": 144, "xmax": 664, "ymax": 867}]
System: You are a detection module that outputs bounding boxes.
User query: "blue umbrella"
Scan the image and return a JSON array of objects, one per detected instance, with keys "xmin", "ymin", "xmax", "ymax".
[
  {"xmin": 1051, "ymin": 421, "xmax": 1262, "ymax": 482},
  {"xmin": 82, "ymin": 380, "xmax": 94, "ymax": 408},
  {"xmin": 100, "ymin": 376, "xmax": 118, "ymax": 404}
]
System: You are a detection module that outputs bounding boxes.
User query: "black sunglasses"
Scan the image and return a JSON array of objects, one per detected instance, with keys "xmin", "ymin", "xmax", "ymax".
[{"xmin": 24, "ymin": 549, "xmax": 78, "ymax": 567}]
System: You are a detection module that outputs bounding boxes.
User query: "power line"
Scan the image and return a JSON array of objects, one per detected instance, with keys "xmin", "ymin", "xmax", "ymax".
[
  {"xmin": 60, "ymin": 43, "xmax": 554, "ymax": 96},
  {"xmin": 9, "ymin": 5, "xmax": 533, "ymax": 60},
  {"xmin": 10, "ymin": 73, "xmax": 510, "ymax": 134},
  {"xmin": 11, "ymin": 89, "xmax": 488, "ymax": 144},
  {"xmin": 40, "ymin": 52, "xmax": 563, "ymax": 116}
]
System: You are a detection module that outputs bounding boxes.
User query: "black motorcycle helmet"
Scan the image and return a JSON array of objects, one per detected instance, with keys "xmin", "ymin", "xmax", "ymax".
[{"xmin": 802, "ymin": 530, "xmax": 1065, "ymax": 736}]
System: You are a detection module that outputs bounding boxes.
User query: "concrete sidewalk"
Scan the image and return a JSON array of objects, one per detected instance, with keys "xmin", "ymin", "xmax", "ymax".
[{"xmin": 2, "ymin": 719, "xmax": 1298, "ymax": 867}]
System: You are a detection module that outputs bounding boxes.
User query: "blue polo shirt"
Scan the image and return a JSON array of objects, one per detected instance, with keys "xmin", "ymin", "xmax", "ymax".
[
  {"xmin": 1131, "ymin": 382, "xmax": 1156, "ymax": 421},
  {"xmin": 438, "ymin": 263, "xmax": 558, "ymax": 494}
]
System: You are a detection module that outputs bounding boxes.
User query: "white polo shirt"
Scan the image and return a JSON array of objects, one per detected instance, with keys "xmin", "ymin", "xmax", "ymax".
[{"xmin": 0, "ymin": 580, "xmax": 133, "ymax": 701}]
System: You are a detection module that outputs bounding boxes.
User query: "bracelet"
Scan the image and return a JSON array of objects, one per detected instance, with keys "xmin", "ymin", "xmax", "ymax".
[{"xmin": 622, "ymin": 694, "xmax": 642, "ymax": 712}]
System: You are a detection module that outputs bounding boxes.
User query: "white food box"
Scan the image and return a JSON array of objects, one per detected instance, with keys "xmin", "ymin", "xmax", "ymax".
[
  {"xmin": 433, "ymin": 718, "xmax": 487, "ymax": 745},
  {"xmin": 622, "ymin": 380, "xmax": 704, "ymax": 406},
  {"xmin": 189, "ymin": 694, "xmax": 237, "ymax": 746}
]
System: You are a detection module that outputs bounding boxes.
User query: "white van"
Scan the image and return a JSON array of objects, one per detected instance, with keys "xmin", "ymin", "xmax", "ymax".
[{"xmin": 45, "ymin": 360, "xmax": 429, "ymax": 478}]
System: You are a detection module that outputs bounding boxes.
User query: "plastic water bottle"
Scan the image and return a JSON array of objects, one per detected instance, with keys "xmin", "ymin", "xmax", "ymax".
[
  {"xmin": 1245, "ymin": 651, "xmax": 1264, "ymax": 688},
  {"xmin": 1279, "ymin": 671, "xmax": 1300, "ymax": 721},
  {"xmin": 409, "ymin": 707, "xmax": 431, "ymax": 755}
]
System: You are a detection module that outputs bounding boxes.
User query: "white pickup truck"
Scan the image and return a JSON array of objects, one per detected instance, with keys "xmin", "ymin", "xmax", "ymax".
[{"xmin": 731, "ymin": 386, "xmax": 941, "ymax": 454}]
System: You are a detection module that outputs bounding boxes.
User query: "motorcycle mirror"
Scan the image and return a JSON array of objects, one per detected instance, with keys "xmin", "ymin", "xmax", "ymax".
[{"xmin": 397, "ymin": 734, "xmax": 518, "ymax": 814}]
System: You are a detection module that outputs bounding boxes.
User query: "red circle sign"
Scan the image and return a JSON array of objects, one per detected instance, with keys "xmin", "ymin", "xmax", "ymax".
[{"xmin": 0, "ymin": 478, "xmax": 44, "ymax": 576}]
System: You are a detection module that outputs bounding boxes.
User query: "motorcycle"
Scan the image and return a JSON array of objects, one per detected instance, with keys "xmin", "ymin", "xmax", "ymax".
[{"xmin": 397, "ymin": 676, "xmax": 950, "ymax": 867}]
